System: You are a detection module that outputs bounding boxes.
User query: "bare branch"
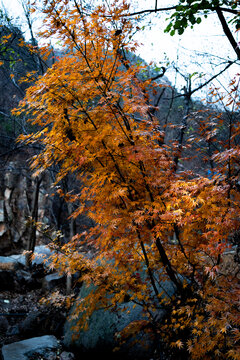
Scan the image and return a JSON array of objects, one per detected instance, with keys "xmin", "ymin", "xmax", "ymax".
[
  {"xmin": 117, "ymin": 6, "xmax": 239, "ymax": 18},
  {"xmin": 120, "ymin": 6, "xmax": 177, "ymax": 17}
]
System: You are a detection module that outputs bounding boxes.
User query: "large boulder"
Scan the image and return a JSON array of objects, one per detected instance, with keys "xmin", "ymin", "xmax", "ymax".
[
  {"xmin": 0, "ymin": 255, "xmax": 23, "ymax": 270},
  {"xmin": 0, "ymin": 246, "xmax": 53, "ymax": 271},
  {"xmin": 64, "ymin": 276, "xmax": 176, "ymax": 359},
  {"xmin": 9, "ymin": 245, "xmax": 54, "ymax": 267},
  {"xmin": 19, "ymin": 310, "xmax": 66, "ymax": 338},
  {"xmin": 1, "ymin": 335, "xmax": 58, "ymax": 360}
]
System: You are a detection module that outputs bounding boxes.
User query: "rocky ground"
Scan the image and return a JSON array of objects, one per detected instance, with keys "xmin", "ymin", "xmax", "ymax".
[
  {"xmin": 0, "ymin": 288, "xmax": 46, "ymax": 345},
  {"xmin": 0, "ymin": 249, "xmax": 79, "ymax": 360}
]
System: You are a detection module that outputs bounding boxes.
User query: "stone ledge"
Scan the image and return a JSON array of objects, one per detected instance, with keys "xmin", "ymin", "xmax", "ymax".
[{"xmin": 1, "ymin": 335, "xmax": 58, "ymax": 360}]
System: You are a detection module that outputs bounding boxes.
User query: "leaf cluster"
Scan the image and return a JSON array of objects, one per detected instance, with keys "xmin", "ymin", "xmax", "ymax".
[{"xmin": 164, "ymin": 0, "xmax": 240, "ymax": 36}]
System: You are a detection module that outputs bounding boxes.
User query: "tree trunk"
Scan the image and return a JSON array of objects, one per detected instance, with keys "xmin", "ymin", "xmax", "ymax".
[{"xmin": 26, "ymin": 176, "xmax": 42, "ymax": 268}]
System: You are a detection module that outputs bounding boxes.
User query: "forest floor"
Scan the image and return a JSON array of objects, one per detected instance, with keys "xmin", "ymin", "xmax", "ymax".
[
  {"xmin": 0, "ymin": 262, "xmax": 76, "ymax": 360},
  {"xmin": 0, "ymin": 288, "xmax": 47, "ymax": 346}
]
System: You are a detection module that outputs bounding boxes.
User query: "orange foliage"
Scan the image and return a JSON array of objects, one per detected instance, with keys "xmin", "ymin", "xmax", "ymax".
[{"xmin": 15, "ymin": 1, "xmax": 240, "ymax": 358}]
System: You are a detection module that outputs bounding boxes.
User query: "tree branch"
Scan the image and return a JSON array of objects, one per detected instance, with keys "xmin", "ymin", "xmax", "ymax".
[
  {"xmin": 190, "ymin": 61, "xmax": 234, "ymax": 96},
  {"xmin": 174, "ymin": 60, "xmax": 235, "ymax": 100},
  {"xmin": 216, "ymin": 7, "xmax": 240, "ymax": 60},
  {"xmin": 118, "ymin": 6, "xmax": 177, "ymax": 17},
  {"xmin": 118, "ymin": 6, "xmax": 239, "ymax": 18}
]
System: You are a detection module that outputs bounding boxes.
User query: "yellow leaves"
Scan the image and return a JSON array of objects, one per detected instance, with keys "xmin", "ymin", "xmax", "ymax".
[
  {"xmin": 227, "ymin": 350, "xmax": 240, "ymax": 360},
  {"xmin": 220, "ymin": 326, "xmax": 227, "ymax": 334},
  {"xmin": 192, "ymin": 328, "xmax": 202, "ymax": 336},
  {"xmin": 1, "ymin": 33, "xmax": 12, "ymax": 44},
  {"xmin": 12, "ymin": 1, "xmax": 240, "ymax": 358},
  {"xmin": 171, "ymin": 340, "xmax": 184, "ymax": 349},
  {"xmin": 166, "ymin": 203, "xmax": 172, "ymax": 212},
  {"xmin": 231, "ymin": 328, "xmax": 240, "ymax": 343},
  {"xmin": 40, "ymin": 290, "xmax": 75, "ymax": 309}
]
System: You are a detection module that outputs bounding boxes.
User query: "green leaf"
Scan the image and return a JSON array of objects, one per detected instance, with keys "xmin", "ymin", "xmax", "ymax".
[
  {"xmin": 164, "ymin": 23, "xmax": 172, "ymax": 33},
  {"xmin": 189, "ymin": 14, "xmax": 196, "ymax": 25},
  {"xmin": 176, "ymin": 5, "xmax": 184, "ymax": 11},
  {"xmin": 189, "ymin": 72, "xmax": 198, "ymax": 79},
  {"xmin": 178, "ymin": 28, "xmax": 184, "ymax": 35}
]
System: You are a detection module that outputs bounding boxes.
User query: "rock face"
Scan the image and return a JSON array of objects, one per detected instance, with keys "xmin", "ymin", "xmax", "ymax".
[
  {"xmin": 0, "ymin": 154, "xmax": 93, "ymax": 255},
  {"xmin": 0, "ymin": 159, "xmax": 52, "ymax": 254},
  {"xmin": 1, "ymin": 335, "xmax": 59, "ymax": 360},
  {"xmin": 63, "ymin": 277, "xmax": 176, "ymax": 359}
]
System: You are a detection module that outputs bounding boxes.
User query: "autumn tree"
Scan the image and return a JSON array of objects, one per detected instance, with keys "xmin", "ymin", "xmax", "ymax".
[{"xmin": 16, "ymin": 0, "xmax": 240, "ymax": 359}]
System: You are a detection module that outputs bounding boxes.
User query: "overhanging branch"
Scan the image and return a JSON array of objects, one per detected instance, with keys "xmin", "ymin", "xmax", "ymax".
[{"xmin": 117, "ymin": 6, "xmax": 239, "ymax": 18}]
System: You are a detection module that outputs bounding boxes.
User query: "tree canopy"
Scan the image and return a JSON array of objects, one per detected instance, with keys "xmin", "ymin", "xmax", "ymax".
[{"xmin": 13, "ymin": 1, "xmax": 240, "ymax": 359}]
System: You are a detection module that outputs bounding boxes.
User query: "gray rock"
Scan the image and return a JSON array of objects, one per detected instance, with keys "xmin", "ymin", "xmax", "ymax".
[
  {"xmin": 5, "ymin": 163, "xmax": 20, "ymax": 189},
  {"xmin": 0, "ymin": 222, "xmax": 7, "ymax": 238},
  {"xmin": 45, "ymin": 351, "xmax": 58, "ymax": 360},
  {"xmin": 1, "ymin": 335, "xmax": 58, "ymax": 360},
  {"xmin": 60, "ymin": 351, "xmax": 75, "ymax": 360},
  {"xmin": 0, "ymin": 199, "xmax": 4, "ymax": 222},
  {"xmin": 42, "ymin": 272, "xmax": 65, "ymax": 290},
  {"xmin": 64, "ymin": 283, "xmax": 166, "ymax": 359},
  {"xmin": 16, "ymin": 270, "xmax": 32, "ymax": 282},
  {"xmin": 8, "ymin": 254, "xmax": 26, "ymax": 266},
  {"xmin": 0, "ymin": 256, "xmax": 20, "ymax": 270},
  {"xmin": 0, "ymin": 161, "xmax": 56, "ymax": 253},
  {"xmin": 64, "ymin": 284, "xmax": 120, "ymax": 352},
  {"xmin": 64, "ymin": 267, "xmax": 178, "ymax": 359},
  {"xmin": 8, "ymin": 245, "xmax": 54, "ymax": 267}
]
